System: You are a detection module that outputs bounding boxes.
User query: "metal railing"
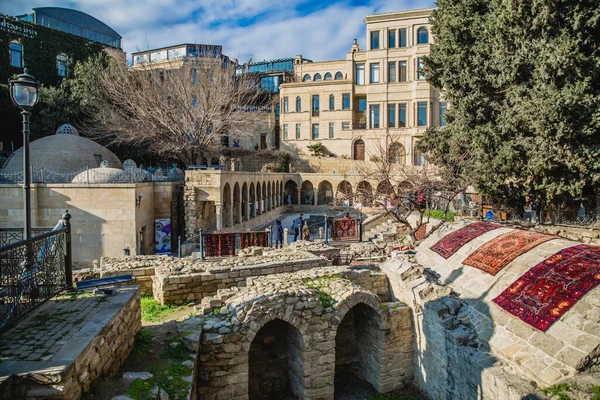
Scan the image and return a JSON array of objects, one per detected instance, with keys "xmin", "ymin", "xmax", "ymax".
[
  {"xmin": 0, "ymin": 212, "xmax": 72, "ymax": 332},
  {"xmin": 0, "ymin": 227, "xmax": 54, "ymax": 247}
]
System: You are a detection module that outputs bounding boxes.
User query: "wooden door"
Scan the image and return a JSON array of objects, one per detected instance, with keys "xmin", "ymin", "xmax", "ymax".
[{"xmin": 354, "ymin": 140, "xmax": 365, "ymax": 160}]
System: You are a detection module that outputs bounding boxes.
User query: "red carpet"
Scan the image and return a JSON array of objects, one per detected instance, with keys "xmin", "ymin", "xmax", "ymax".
[
  {"xmin": 415, "ymin": 223, "xmax": 427, "ymax": 241},
  {"xmin": 463, "ymin": 230, "xmax": 555, "ymax": 275},
  {"xmin": 493, "ymin": 244, "xmax": 600, "ymax": 331},
  {"xmin": 431, "ymin": 222, "xmax": 501, "ymax": 259}
]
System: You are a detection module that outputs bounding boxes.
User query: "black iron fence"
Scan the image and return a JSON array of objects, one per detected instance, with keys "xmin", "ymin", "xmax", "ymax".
[
  {"xmin": 0, "ymin": 212, "xmax": 72, "ymax": 332},
  {"xmin": 0, "ymin": 227, "xmax": 53, "ymax": 247}
]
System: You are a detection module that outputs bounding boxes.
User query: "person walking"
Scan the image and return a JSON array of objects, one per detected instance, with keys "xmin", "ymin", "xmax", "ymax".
[
  {"xmin": 293, "ymin": 214, "xmax": 303, "ymax": 242},
  {"xmin": 273, "ymin": 220, "xmax": 284, "ymax": 248}
]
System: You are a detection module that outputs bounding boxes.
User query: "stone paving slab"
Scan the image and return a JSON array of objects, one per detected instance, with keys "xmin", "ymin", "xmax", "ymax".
[{"xmin": 0, "ymin": 287, "xmax": 138, "ymax": 380}]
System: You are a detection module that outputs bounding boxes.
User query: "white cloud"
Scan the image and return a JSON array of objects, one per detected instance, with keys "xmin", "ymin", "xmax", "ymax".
[{"xmin": 2, "ymin": 0, "xmax": 435, "ymax": 62}]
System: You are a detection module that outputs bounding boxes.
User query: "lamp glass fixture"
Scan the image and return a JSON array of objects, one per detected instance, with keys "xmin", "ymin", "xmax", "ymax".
[{"xmin": 9, "ymin": 70, "xmax": 40, "ymax": 110}]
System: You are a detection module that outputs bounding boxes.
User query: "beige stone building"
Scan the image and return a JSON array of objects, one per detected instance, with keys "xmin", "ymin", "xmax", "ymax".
[{"xmin": 280, "ymin": 8, "xmax": 444, "ymax": 165}]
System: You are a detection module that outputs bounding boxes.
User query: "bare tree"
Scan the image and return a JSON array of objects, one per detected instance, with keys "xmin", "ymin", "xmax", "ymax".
[
  {"xmin": 343, "ymin": 135, "xmax": 470, "ymax": 242},
  {"xmin": 81, "ymin": 55, "xmax": 270, "ymax": 167}
]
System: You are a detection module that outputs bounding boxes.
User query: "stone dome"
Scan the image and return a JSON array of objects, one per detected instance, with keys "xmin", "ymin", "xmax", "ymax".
[
  {"xmin": 56, "ymin": 124, "xmax": 79, "ymax": 136},
  {"xmin": 71, "ymin": 166, "xmax": 131, "ymax": 183},
  {"xmin": 2, "ymin": 132, "xmax": 122, "ymax": 175}
]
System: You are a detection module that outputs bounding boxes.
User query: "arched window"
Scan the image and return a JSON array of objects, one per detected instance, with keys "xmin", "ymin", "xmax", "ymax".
[
  {"xmin": 314, "ymin": 73, "xmax": 322, "ymax": 81},
  {"xmin": 303, "ymin": 74, "xmax": 311, "ymax": 82},
  {"xmin": 414, "ymin": 147, "xmax": 427, "ymax": 166},
  {"xmin": 417, "ymin": 27, "xmax": 429, "ymax": 44},
  {"xmin": 296, "ymin": 96, "xmax": 302, "ymax": 112},
  {"xmin": 57, "ymin": 54, "xmax": 67, "ymax": 77},
  {"xmin": 324, "ymin": 72, "xmax": 332, "ymax": 80},
  {"xmin": 10, "ymin": 42, "xmax": 23, "ymax": 68},
  {"xmin": 329, "ymin": 94, "xmax": 335, "ymax": 111},
  {"xmin": 389, "ymin": 142, "xmax": 406, "ymax": 165},
  {"xmin": 335, "ymin": 71, "xmax": 343, "ymax": 80}
]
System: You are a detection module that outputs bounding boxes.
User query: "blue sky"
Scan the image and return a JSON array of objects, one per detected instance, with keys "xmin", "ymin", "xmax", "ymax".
[{"xmin": 3, "ymin": 0, "xmax": 436, "ymax": 62}]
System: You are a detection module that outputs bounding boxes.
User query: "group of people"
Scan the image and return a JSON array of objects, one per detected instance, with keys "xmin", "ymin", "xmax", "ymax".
[{"xmin": 271, "ymin": 214, "xmax": 305, "ymax": 248}]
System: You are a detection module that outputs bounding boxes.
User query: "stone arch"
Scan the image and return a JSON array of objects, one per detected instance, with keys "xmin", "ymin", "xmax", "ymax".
[
  {"xmin": 267, "ymin": 181, "xmax": 272, "ymax": 211},
  {"xmin": 332, "ymin": 295, "xmax": 384, "ymax": 397},
  {"xmin": 223, "ymin": 183, "xmax": 232, "ymax": 228},
  {"xmin": 242, "ymin": 182, "xmax": 248, "ymax": 221},
  {"xmin": 261, "ymin": 182, "xmax": 267, "ymax": 213},
  {"xmin": 284, "ymin": 180, "xmax": 298, "ymax": 205},
  {"xmin": 248, "ymin": 318, "xmax": 305, "ymax": 399},
  {"xmin": 249, "ymin": 182, "xmax": 256, "ymax": 218},
  {"xmin": 357, "ymin": 181, "xmax": 373, "ymax": 205},
  {"xmin": 377, "ymin": 180, "xmax": 394, "ymax": 198},
  {"xmin": 389, "ymin": 142, "xmax": 406, "ymax": 165},
  {"xmin": 275, "ymin": 181, "xmax": 280, "ymax": 207},
  {"xmin": 317, "ymin": 180, "xmax": 333, "ymax": 205},
  {"xmin": 353, "ymin": 139, "xmax": 365, "ymax": 161},
  {"xmin": 256, "ymin": 181, "xmax": 262, "ymax": 215},
  {"xmin": 233, "ymin": 182, "xmax": 241, "ymax": 225},
  {"xmin": 336, "ymin": 180, "xmax": 353, "ymax": 206},
  {"xmin": 300, "ymin": 180, "xmax": 314, "ymax": 205}
]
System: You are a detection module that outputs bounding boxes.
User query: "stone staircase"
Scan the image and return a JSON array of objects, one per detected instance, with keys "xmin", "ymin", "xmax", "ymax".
[{"xmin": 364, "ymin": 219, "xmax": 398, "ymax": 244}]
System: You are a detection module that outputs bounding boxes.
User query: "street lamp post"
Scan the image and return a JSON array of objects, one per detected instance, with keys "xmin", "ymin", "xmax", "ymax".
[{"xmin": 9, "ymin": 70, "xmax": 40, "ymax": 240}]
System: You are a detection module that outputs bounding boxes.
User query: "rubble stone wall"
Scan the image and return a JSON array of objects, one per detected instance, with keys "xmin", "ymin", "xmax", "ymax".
[{"xmin": 532, "ymin": 224, "xmax": 600, "ymax": 245}]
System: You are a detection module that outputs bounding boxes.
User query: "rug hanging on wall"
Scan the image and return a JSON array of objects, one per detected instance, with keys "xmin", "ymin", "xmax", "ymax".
[
  {"xmin": 493, "ymin": 244, "xmax": 600, "ymax": 331},
  {"xmin": 463, "ymin": 230, "xmax": 555, "ymax": 275},
  {"xmin": 431, "ymin": 222, "xmax": 501, "ymax": 259}
]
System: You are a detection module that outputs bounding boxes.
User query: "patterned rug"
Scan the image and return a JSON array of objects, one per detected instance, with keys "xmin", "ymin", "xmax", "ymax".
[
  {"xmin": 463, "ymin": 230, "xmax": 555, "ymax": 275},
  {"xmin": 415, "ymin": 223, "xmax": 427, "ymax": 241},
  {"xmin": 493, "ymin": 244, "xmax": 600, "ymax": 331},
  {"xmin": 431, "ymin": 222, "xmax": 501, "ymax": 259}
]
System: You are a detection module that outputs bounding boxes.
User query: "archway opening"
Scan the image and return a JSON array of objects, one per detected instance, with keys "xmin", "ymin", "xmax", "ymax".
[
  {"xmin": 233, "ymin": 183, "xmax": 241, "ymax": 225},
  {"xmin": 284, "ymin": 180, "xmax": 298, "ymax": 205},
  {"xmin": 242, "ymin": 183, "xmax": 248, "ymax": 221},
  {"xmin": 222, "ymin": 183, "xmax": 231, "ymax": 228},
  {"xmin": 353, "ymin": 139, "xmax": 365, "ymax": 161},
  {"xmin": 317, "ymin": 180, "xmax": 333, "ymax": 205},
  {"xmin": 334, "ymin": 303, "xmax": 382, "ymax": 398},
  {"xmin": 336, "ymin": 180, "xmax": 353, "ymax": 206},
  {"xmin": 249, "ymin": 319, "xmax": 303, "ymax": 400},
  {"xmin": 249, "ymin": 183, "xmax": 256, "ymax": 218},
  {"xmin": 300, "ymin": 180, "xmax": 314, "ymax": 205},
  {"xmin": 357, "ymin": 181, "xmax": 373, "ymax": 206}
]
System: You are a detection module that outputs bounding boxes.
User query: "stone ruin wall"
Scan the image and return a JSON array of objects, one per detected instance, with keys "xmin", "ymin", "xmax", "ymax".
[
  {"xmin": 4, "ymin": 288, "xmax": 141, "ymax": 399},
  {"xmin": 178, "ymin": 266, "xmax": 413, "ymax": 400}
]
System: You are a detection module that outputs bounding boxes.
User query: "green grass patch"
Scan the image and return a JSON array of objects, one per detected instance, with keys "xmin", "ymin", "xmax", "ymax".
[
  {"xmin": 302, "ymin": 276, "xmax": 343, "ymax": 309},
  {"xmin": 591, "ymin": 385, "xmax": 600, "ymax": 400},
  {"xmin": 125, "ymin": 359, "xmax": 193, "ymax": 400},
  {"xmin": 131, "ymin": 328, "xmax": 153, "ymax": 358},
  {"xmin": 126, "ymin": 378, "xmax": 154, "ymax": 400},
  {"xmin": 167, "ymin": 339, "xmax": 189, "ymax": 361},
  {"xmin": 424, "ymin": 209, "xmax": 455, "ymax": 222},
  {"xmin": 141, "ymin": 296, "xmax": 179, "ymax": 322},
  {"xmin": 541, "ymin": 383, "xmax": 571, "ymax": 400}
]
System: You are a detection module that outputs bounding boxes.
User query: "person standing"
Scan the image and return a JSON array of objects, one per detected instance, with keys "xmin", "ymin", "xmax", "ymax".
[
  {"xmin": 293, "ymin": 214, "xmax": 303, "ymax": 242},
  {"xmin": 273, "ymin": 220, "xmax": 284, "ymax": 248}
]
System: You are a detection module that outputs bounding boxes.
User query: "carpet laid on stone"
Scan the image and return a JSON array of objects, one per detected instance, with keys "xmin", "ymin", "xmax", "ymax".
[
  {"xmin": 463, "ymin": 230, "xmax": 555, "ymax": 275},
  {"xmin": 431, "ymin": 222, "xmax": 501, "ymax": 259},
  {"xmin": 493, "ymin": 244, "xmax": 600, "ymax": 331}
]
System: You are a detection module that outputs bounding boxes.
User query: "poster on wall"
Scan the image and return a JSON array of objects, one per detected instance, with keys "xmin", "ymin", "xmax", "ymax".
[{"xmin": 155, "ymin": 218, "xmax": 172, "ymax": 254}]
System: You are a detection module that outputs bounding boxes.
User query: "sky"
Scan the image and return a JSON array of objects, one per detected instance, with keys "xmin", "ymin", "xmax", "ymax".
[{"xmin": 2, "ymin": 0, "xmax": 435, "ymax": 63}]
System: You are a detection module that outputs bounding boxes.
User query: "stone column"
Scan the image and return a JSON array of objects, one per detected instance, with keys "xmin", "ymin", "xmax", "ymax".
[
  {"xmin": 283, "ymin": 228, "xmax": 289, "ymax": 246},
  {"xmin": 297, "ymin": 189, "xmax": 301, "ymax": 206},
  {"xmin": 313, "ymin": 189, "xmax": 318, "ymax": 206},
  {"xmin": 215, "ymin": 203, "xmax": 223, "ymax": 231}
]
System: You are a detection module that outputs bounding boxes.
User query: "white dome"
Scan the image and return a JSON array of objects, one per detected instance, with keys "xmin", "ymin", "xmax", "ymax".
[
  {"xmin": 55, "ymin": 124, "xmax": 79, "ymax": 136},
  {"xmin": 2, "ymin": 134, "xmax": 122, "ymax": 174},
  {"xmin": 71, "ymin": 167, "xmax": 131, "ymax": 183}
]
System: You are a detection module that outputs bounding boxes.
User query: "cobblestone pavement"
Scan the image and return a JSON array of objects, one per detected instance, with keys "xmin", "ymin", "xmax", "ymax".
[{"xmin": 0, "ymin": 292, "xmax": 105, "ymax": 363}]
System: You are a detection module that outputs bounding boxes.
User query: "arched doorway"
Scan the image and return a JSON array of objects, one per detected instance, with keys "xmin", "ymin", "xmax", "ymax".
[
  {"xmin": 284, "ymin": 180, "xmax": 298, "ymax": 205},
  {"xmin": 262, "ymin": 182, "xmax": 267, "ymax": 213},
  {"xmin": 357, "ymin": 181, "xmax": 373, "ymax": 206},
  {"xmin": 317, "ymin": 181, "xmax": 333, "ymax": 205},
  {"xmin": 353, "ymin": 139, "xmax": 365, "ymax": 161},
  {"xmin": 300, "ymin": 180, "xmax": 314, "ymax": 205},
  {"xmin": 256, "ymin": 182, "xmax": 262, "ymax": 215},
  {"xmin": 336, "ymin": 180, "xmax": 353, "ymax": 206},
  {"xmin": 222, "ymin": 183, "xmax": 231, "ymax": 228},
  {"xmin": 334, "ymin": 303, "xmax": 382, "ymax": 397},
  {"xmin": 249, "ymin": 182, "xmax": 256, "ymax": 218},
  {"xmin": 249, "ymin": 319, "xmax": 304, "ymax": 399},
  {"xmin": 233, "ymin": 182, "xmax": 241, "ymax": 225},
  {"xmin": 242, "ymin": 183, "xmax": 248, "ymax": 221}
]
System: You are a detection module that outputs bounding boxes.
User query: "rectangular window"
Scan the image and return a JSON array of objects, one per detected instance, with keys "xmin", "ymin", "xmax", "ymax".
[
  {"xmin": 440, "ymin": 102, "xmax": 447, "ymax": 126},
  {"xmin": 342, "ymin": 121, "xmax": 350, "ymax": 130},
  {"xmin": 399, "ymin": 28, "xmax": 407, "ymax": 47},
  {"xmin": 275, "ymin": 103, "xmax": 280, "ymax": 116},
  {"xmin": 296, "ymin": 123, "xmax": 301, "ymax": 139},
  {"xmin": 370, "ymin": 31, "xmax": 380, "ymax": 50},
  {"xmin": 417, "ymin": 101, "xmax": 427, "ymax": 127},
  {"xmin": 342, "ymin": 93, "xmax": 350, "ymax": 110},
  {"xmin": 388, "ymin": 104, "xmax": 396, "ymax": 128},
  {"xmin": 296, "ymin": 96, "xmax": 301, "ymax": 112},
  {"xmin": 329, "ymin": 95, "xmax": 335, "ymax": 111},
  {"xmin": 370, "ymin": 63, "xmax": 380, "ymax": 84},
  {"xmin": 283, "ymin": 124, "xmax": 289, "ymax": 140},
  {"xmin": 370, "ymin": 105, "xmax": 380, "ymax": 129},
  {"xmin": 312, "ymin": 124, "xmax": 319, "ymax": 139},
  {"xmin": 312, "ymin": 95, "xmax": 320, "ymax": 116},
  {"xmin": 358, "ymin": 98, "xmax": 367, "ymax": 112},
  {"xmin": 417, "ymin": 57, "xmax": 425, "ymax": 80},
  {"xmin": 57, "ymin": 56, "xmax": 67, "ymax": 77},
  {"xmin": 399, "ymin": 103, "xmax": 407, "ymax": 127},
  {"xmin": 399, "ymin": 61, "xmax": 407, "ymax": 82},
  {"xmin": 356, "ymin": 63, "xmax": 365, "ymax": 85},
  {"xmin": 283, "ymin": 97, "xmax": 289, "ymax": 113},
  {"xmin": 329, "ymin": 122, "xmax": 335, "ymax": 138},
  {"xmin": 388, "ymin": 62, "xmax": 396, "ymax": 83},
  {"xmin": 388, "ymin": 30, "xmax": 396, "ymax": 48}
]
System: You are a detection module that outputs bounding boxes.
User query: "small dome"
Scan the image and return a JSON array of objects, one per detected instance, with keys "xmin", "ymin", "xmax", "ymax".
[
  {"xmin": 2, "ymin": 134, "xmax": 122, "ymax": 175},
  {"xmin": 123, "ymin": 159, "xmax": 137, "ymax": 170},
  {"xmin": 71, "ymin": 167, "xmax": 131, "ymax": 183},
  {"xmin": 56, "ymin": 124, "xmax": 79, "ymax": 136}
]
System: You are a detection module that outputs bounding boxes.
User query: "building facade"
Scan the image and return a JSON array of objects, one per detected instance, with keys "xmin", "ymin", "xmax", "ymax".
[
  {"xmin": 131, "ymin": 43, "xmax": 230, "ymax": 70},
  {"xmin": 279, "ymin": 9, "xmax": 444, "ymax": 165}
]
